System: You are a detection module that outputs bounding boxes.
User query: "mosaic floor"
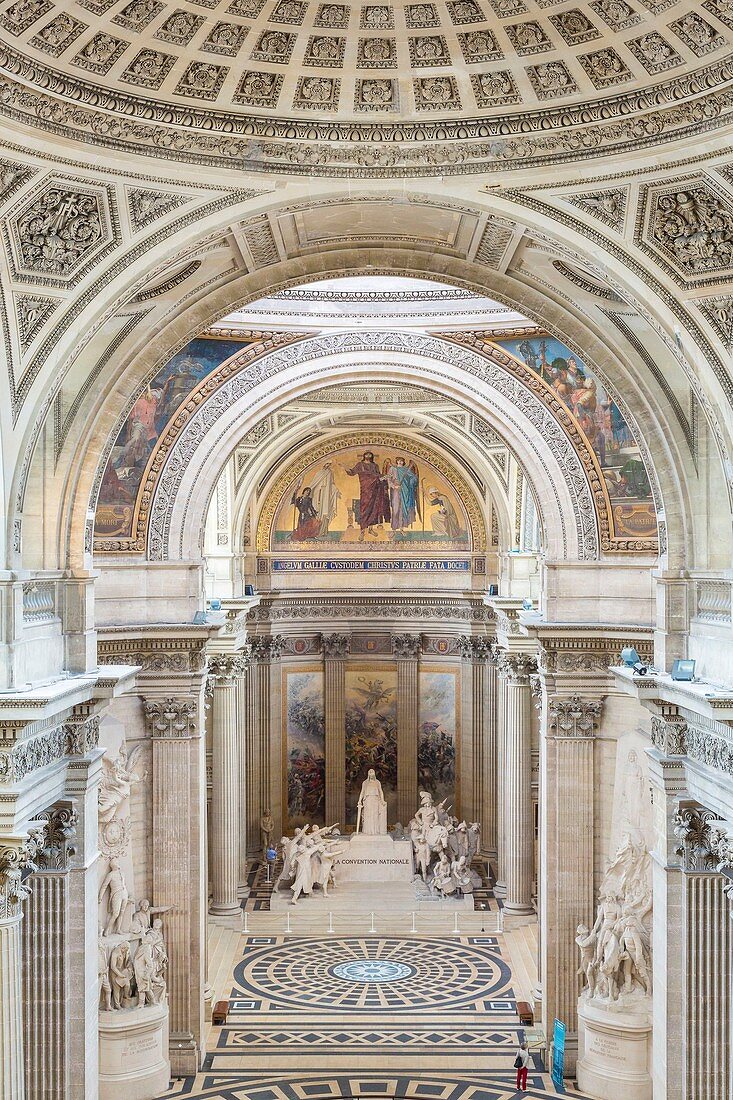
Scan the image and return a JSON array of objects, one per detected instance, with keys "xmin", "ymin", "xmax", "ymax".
[{"xmin": 162, "ymin": 936, "xmax": 591, "ymax": 1100}]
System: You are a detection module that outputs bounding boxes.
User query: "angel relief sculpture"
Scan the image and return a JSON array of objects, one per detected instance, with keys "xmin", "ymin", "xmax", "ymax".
[{"xmin": 99, "ymin": 744, "xmax": 145, "ymax": 824}]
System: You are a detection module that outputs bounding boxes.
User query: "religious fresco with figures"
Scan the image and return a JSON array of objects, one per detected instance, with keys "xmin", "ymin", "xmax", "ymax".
[
  {"xmin": 284, "ymin": 669, "xmax": 326, "ymax": 833},
  {"xmin": 260, "ymin": 434, "xmax": 483, "ymax": 557},
  {"xmin": 93, "ymin": 334, "xmax": 260, "ymax": 544},
  {"xmin": 345, "ymin": 667, "xmax": 398, "ymax": 829},
  {"xmin": 418, "ymin": 669, "xmax": 458, "ymax": 809},
  {"xmin": 497, "ymin": 337, "xmax": 657, "ymax": 543}
]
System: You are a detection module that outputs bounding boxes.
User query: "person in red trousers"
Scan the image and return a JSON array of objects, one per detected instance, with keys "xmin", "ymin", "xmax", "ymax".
[{"xmin": 514, "ymin": 1041, "xmax": 530, "ymax": 1091}]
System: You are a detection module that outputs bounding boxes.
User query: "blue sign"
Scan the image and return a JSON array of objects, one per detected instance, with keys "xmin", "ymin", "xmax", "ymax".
[
  {"xmin": 551, "ymin": 1019, "xmax": 566, "ymax": 1089},
  {"xmin": 272, "ymin": 559, "xmax": 470, "ymax": 572}
]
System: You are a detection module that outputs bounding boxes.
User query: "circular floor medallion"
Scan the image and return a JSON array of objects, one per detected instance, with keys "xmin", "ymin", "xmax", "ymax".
[{"xmin": 331, "ymin": 960, "xmax": 415, "ymax": 983}]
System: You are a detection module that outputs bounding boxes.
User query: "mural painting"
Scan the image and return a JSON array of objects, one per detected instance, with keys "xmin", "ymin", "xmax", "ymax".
[
  {"xmin": 269, "ymin": 439, "xmax": 472, "ymax": 551},
  {"xmin": 418, "ymin": 669, "xmax": 458, "ymax": 808},
  {"xmin": 284, "ymin": 669, "xmax": 326, "ymax": 832},
  {"xmin": 94, "ymin": 337, "xmax": 251, "ymax": 540},
  {"xmin": 345, "ymin": 667, "xmax": 398, "ymax": 827},
  {"xmin": 498, "ymin": 337, "xmax": 657, "ymax": 541}
]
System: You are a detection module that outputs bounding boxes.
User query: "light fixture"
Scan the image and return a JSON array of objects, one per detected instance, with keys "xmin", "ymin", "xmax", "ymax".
[{"xmin": 620, "ymin": 646, "xmax": 639, "ymax": 667}]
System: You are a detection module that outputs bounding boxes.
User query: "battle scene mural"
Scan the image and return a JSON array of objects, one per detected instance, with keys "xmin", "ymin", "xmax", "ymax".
[
  {"xmin": 418, "ymin": 669, "xmax": 458, "ymax": 808},
  {"xmin": 261, "ymin": 434, "xmax": 481, "ymax": 553},
  {"xmin": 345, "ymin": 667, "xmax": 398, "ymax": 828},
  {"xmin": 498, "ymin": 336, "xmax": 657, "ymax": 542},
  {"xmin": 284, "ymin": 669, "xmax": 325, "ymax": 832}
]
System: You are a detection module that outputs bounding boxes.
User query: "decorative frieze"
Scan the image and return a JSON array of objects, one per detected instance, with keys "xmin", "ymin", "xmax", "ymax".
[
  {"xmin": 650, "ymin": 712, "xmax": 688, "ymax": 756},
  {"xmin": 0, "ymin": 716, "xmax": 99, "ymax": 785},
  {"xmin": 547, "ymin": 695, "xmax": 603, "ymax": 738},
  {"xmin": 97, "ymin": 636, "xmax": 208, "ymax": 672}
]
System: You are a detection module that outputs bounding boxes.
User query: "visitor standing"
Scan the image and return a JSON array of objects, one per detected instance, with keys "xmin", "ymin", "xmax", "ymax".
[{"xmin": 514, "ymin": 1041, "xmax": 529, "ymax": 1092}]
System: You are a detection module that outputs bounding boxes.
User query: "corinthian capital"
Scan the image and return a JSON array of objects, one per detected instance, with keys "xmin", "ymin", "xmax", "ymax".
[
  {"xmin": 0, "ymin": 824, "xmax": 47, "ymax": 919},
  {"xmin": 391, "ymin": 633, "xmax": 421, "ymax": 660},
  {"xmin": 207, "ymin": 654, "xmax": 248, "ymax": 684},
  {"xmin": 35, "ymin": 802, "xmax": 78, "ymax": 870},
  {"xmin": 323, "ymin": 633, "xmax": 350, "ymax": 660},
  {"xmin": 547, "ymin": 695, "xmax": 603, "ymax": 738},
  {"xmin": 498, "ymin": 651, "xmax": 537, "ymax": 683},
  {"xmin": 674, "ymin": 802, "xmax": 726, "ymax": 872},
  {"xmin": 145, "ymin": 698, "xmax": 198, "ymax": 738},
  {"xmin": 249, "ymin": 635, "xmax": 285, "ymax": 662}
]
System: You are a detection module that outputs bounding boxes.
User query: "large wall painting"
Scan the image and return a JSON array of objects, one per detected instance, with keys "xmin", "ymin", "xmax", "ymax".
[
  {"xmin": 418, "ymin": 668, "xmax": 458, "ymax": 809},
  {"xmin": 498, "ymin": 337, "xmax": 657, "ymax": 543},
  {"xmin": 258, "ymin": 433, "xmax": 485, "ymax": 555},
  {"xmin": 345, "ymin": 666, "xmax": 398, "ymax": 828},
  {"xmin": 284, "ymin": 668, "xmax": 325, "ymax": 832}
]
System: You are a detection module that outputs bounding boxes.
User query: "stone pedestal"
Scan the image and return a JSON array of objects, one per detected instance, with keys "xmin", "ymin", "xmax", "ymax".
[
  {"xmin": 332, "ymin": 834, "xmax": 414, "ymax": 883},
  {"xmin": 99, "ymin": 1002, "xmax": 170, "ymax": 1100},
  {"xmin": 577, "ymin": 998, "xmax": 652, "ymax": 1100}
]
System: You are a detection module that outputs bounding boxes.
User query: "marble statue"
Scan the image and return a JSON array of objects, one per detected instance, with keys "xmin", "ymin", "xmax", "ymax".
[
  {"xmin": 98, "ymin": 858, "xmax": 129, "ymax": 935},
  {"xmin": 357, "ymin": 769, "xmax": 387, "ymax": 834},
  {"xmin": 98, "ymin": 744, "xmax": 145, "ymax": 825},
  {"xmin": 133, "ymin": 938, "xmax": 157, "ymax": 1007},
  {"xmin": 408, "ymin": 790, "xmax": 482, "ymax": 897},
  {"xmin": 260, "ymin": 809, "xmax": 275, "ymax": 852},
  {"xmin": 577, "ymin": 831, "xmax": 653, "ymax": 1006},
  {"xmin": 98, "ymin": 929, "xmax": 113, "ymax": 1011},
  {"xmin": 130, "ymin": 898, "xmax": 171, "ymax": 936},
  {"xmin": 109, "ymin": 942, "xmax": 134, "ymax": 1009}
]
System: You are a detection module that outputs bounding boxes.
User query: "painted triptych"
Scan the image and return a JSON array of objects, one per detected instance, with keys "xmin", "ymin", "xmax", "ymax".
[
  {"xmin": 418, "ymin": 668, "xmax": 458, "ymax": 808},
  {"xmin": 345, "ymin": 667, "xmax": 398, "ymax": 827},
  {"xmin": 284, "ymin": 669, "xmax": 325, "ymax": 832}
]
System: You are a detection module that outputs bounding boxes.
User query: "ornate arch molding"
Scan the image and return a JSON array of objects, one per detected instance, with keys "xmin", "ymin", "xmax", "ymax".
[{"xmin": 131, "ymin": 331, "xmax": 611, "ymax": 562}]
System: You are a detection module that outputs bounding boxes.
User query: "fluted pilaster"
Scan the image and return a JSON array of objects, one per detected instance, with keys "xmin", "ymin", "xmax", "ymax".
[
  {"xmin": 542, "ymin": 694, "xmax": 602, "ymax": 1049},
  {"xmin": 209, "ymin": 655, "xmax": 246, "ymax": 916},
  {"xmin": 22, "ymin": 804, "xmax": 77, "ymax": 1100},
  {"xmin": 0, "ymin": 827, "xmax": 46, "ymax": 1100},
  {"xmin": 145, "ymin": 695, "xmax": 205, "ymax": 1076},
  {"xmin": 393, "ymin": 633, "xmax": 421, "ymax": 824},
  {"xmin": 494, "ymin": 658, "xmax": 509, "ymax": 896},
  {"xmin": 236, "ymin": 661, "xmax": 249, "ymax": 893},
  {"xmin": 323, "ymin": 634, "xmax": 350, "ymax": 827},
  {"xmin": 502, "ymin": 652, "xmax": 536, "ymax": 915},
  {"xmin": 248, "ymin": 637, "xmax": 284, "ymax": 851}
]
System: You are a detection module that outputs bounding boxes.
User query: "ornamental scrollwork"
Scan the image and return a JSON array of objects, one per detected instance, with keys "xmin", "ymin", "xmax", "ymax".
[
  {"xmin": 673, "ymin": 803, "xmax": 723, "ymax": 872},
  {"xmin": 649, "ymin": 714, "xmax": 687, "ymax": 757},
  {"xmin": 144, "ymin": 698, "xmax": 198, "ymax": 738},
  {"xmin": 391, "ymin": 633, "xmax": 422, "ymax": 659},
  {"xmin": 0, "ymin": 824, "xmax": 47, "ymax": 919},
  {"xmin": 322, "ymin": 632, "xmax": 351, "ymax": 659}
]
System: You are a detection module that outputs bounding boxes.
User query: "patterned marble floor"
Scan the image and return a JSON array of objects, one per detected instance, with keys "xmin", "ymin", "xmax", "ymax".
[{"xmin": 161, "ymin": 936, "xmax": 591, "ymax": 1100}]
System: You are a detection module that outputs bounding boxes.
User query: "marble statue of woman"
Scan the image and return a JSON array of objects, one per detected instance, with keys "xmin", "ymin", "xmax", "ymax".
[{"xmin": 357, "ymin": 769, "xmax": 387, "ymax": 834}]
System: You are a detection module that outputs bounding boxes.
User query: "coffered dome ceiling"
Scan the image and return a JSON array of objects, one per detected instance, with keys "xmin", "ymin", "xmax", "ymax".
[{"xmin": 1, "ymin": 0, "xmax": 731, "ymax": 173}]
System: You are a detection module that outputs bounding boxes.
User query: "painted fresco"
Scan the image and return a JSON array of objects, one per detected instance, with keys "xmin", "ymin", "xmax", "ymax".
[
  {"xmin": 418, "ymin": 669, "xmax": 457, "ymax": 808},
  {"xmin": 270, "ymin": 441, "xmax": 471, "ymax": 550},
  {"xmin": 499, "ymin": 337, "xmax": 657, "ymax": 541},
  {"xmin": 94, "ymin": 337, "xmax": 248, "ymax": 540},
  {"xmin": 345, "ymin": 668, "xmax": 398, "ymax": 828},
  {"xmin": 285, "ymin": 669, "xmax": 325, "ymax": 831}
]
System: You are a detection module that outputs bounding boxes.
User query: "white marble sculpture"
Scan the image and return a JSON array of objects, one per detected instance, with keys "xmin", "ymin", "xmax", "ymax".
[
  {"xmin": 98, "ymin": 858, "xmax": 130, "ymax": 936},
  {"xmin": 98, "ymin": 744, "xmax": 145, "ymax": 825},
  {"xmin": 577, "ymin": 832, "xmax": 652, "ymax": 1006},
  {"xmin": 357, "ymin": 769, "xmax": 387, "ymax": 834},
  {"xmin": 408, "ymin": 790, "xmax": 482, "ymax": 897},
  {"xmin": 276, "ymin": 823, "xmax": 345, "ymax": 905}
]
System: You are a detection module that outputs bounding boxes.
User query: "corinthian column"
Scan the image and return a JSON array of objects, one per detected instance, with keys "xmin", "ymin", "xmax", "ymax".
[
  {"xmin": 392, "ymin": 634, "xmax": 421, "ymax": 824},
  {"xmin": 0, "ymin": 826, "xmax": 46, "ymax": 1100},
  {"xmin": 208, "ymin": 655, "xmax": 246, "ymax": 916},
  {"xmin": 323, "ymin": 634, "xmax": 350, "ymax": 827},
  {"xmin": 22, "ymin": 804, "xmax": 78, "ymax": 1100},
  {"xmin": 543, "ymin": 694, "xmax": 602, "ymax": 1067},
  {"xmin": 248, "ymin": 637, "xmax": 284, "ymax": 850},
  {"xmin": 502, "ymin": 652, "xmax": 536, "ymax": 915},
  {"xmin": 236, "ymin": 653, "xmax": 250, "ymax": 894},
  {"xmin": 494, "ymin": 656, "xmax": 509, "ymax": 896},
  {"xmin": 145, "ymin": 696, "xmax": 206, "ymax": 1076},
  {"xmin": 674, "ymin": 804, "xmax": 732, "ymax": 1100}
]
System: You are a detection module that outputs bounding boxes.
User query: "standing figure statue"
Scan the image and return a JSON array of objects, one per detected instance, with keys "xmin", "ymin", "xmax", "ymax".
[
  {"xmin": 357, "ymin": 769, "xmax": 387, "ymax": 835},
  {"xmin": 260, "ymin": 809, "xmax": 275, "ymax": 853},
  {"xmin": 99, "ymin": 858, "xmax": 129, "ymax": 935},
  {"xmin": 109, "ymin": 942, "xmax": 133, "ymax": 1009},
  {"xmin": 98, "ymin": 928, "xmax": 112, "ymax": 1011}
]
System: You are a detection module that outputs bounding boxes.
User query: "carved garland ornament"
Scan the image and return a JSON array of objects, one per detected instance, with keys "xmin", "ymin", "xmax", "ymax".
[
  {"xmin": 130, "ymin": 331, "xmax": 605, "ymax": 561},
  {"xmin": 254, "ymin": 429, "xmax": 487, "ymax": 553}
]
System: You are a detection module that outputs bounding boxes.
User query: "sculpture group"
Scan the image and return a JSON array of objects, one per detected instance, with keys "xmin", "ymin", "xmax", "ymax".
[
  {"xmin": 97, "ymin": 741, "xmax": 170, "ymax": 1012},
  {"xmin": 576, "ymin": 833, "xmax": 652, "ymax": 1004},
  {"xmin": 408, "ymin": 790, "xmax": 481, "ymax": 897},
  {"xmin": 278, "ymin": 823, "xmax": 346, "ymax": 905}
]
